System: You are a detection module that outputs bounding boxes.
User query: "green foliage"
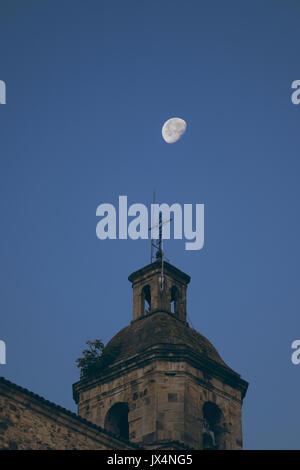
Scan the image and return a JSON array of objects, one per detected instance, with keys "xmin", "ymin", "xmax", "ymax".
[{"xmin": 76, "ymin": 339, "xmax": 119, "ymax": 378}]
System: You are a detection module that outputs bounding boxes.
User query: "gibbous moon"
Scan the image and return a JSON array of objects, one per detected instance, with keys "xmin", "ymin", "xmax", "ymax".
[{"xmin": 162, "ymin": 117, "xmax": 187, "ymax": 143}]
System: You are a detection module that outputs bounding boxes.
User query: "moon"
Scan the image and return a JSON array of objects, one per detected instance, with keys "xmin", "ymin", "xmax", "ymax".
[{"xmin": 162, "ymin": 117, "xmax": 187, "ymax": 143}]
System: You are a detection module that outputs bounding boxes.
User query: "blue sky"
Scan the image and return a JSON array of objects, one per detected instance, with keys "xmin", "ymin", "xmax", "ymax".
[{"xmin": 0, "ymin": 0, "xmax": 300, "ymax": 449}]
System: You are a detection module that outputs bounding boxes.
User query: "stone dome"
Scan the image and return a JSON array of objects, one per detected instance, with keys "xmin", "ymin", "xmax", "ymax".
[{"xmin": 103, "ymin": 311, "xmax": 233, "ymax": 372}]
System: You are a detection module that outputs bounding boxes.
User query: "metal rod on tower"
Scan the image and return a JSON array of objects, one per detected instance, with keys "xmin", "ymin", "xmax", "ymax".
[
  {"xmin": 160, "ymin": 211, "xmax": 164, "ymax": 291},
  {"xmin": 158, "ymin": 211, "xmax": 162, "ymax": 253},
  {"xmin": 150, "ymin": 189, "xmax": 156, "ymax": 263},
  {"xmin": 149, "ymin": 194, "xmax": 172, "ymax": 268}
]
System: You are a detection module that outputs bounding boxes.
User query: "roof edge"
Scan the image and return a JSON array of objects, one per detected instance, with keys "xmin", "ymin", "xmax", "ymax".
[
  {"xmin": 0, "ymin": 376, "xmax": 141, "ymax": 448},
  {"xmin": 73, "ymin": 343, "xmax": 248, "ymax": 404},
  {"xmin": 128, "ymin": 260, "xmax": 191, "ymax": 284}
]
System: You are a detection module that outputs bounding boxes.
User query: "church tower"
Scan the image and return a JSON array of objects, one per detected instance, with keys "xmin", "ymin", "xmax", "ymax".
[{"xmin": 73, "ymin": 252, "xmax": 248, "ymax": 449}]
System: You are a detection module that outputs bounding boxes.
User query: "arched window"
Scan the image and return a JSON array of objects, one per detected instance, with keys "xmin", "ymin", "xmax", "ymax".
[
  {"xmin": 202, "ymin": 402, "xmax": 223, "ymax": 450},
  {"xmin": 170, "ymin": 286, "xmax": 179, "ymax": 314},
  {"xmin": 104, "ymin": 402, "xmax": 129, "ymax": 440},
  {"xmin": 142, "ymin": 285, "xmax": 151, "ymax": 315}
]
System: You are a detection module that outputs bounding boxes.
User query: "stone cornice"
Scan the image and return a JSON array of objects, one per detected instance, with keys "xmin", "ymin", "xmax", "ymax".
[
  {"xmin": 73, "ymin": 343, "xmax": 248, "ymax": 404},
  {"xmin": 128, "ymin": 260, "xmax": 191, "ymax": 285}
]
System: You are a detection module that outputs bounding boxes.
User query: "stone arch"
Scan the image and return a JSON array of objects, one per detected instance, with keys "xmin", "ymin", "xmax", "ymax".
[
  {"xmin": 170, "ymin": 285, "xmax": 180, "ymax": 314},
  {"xmin": 202, "ymin": 401, "xmax": 226, "ymax": 449},
  {"xmin": 141, "ymin": 284, "xmax": 151, "ymax": 315},
  {"xmin": 104, "ymin": 402, "xmax": 129, "ymax": 440}
]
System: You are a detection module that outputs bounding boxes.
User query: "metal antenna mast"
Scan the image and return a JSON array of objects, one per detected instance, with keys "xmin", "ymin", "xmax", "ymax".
[
  {"xmin": 149, "ymin": 195, "xmax": 172, "ymax": 290},
  {"xmin": 158, "ymin": 211, "xmax": 164, "ymax": 291},
  {"xmin": 149, "ymin": 210, "xmax": 172, "ymax": 263},
  {"xmin": 150, "ymin": 189, "xmax": 156, "ymax": 263}
]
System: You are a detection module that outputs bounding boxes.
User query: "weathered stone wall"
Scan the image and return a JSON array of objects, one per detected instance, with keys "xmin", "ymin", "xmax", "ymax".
[
  {"xmin": 76, "ymin": 357, "xmax": 244, "ymax": 450},
  {"xmin": 182, "ymin": 364, "xmax": 244, "ymax": 450},
  {"xmin": 77, "ymin": 361, "xmax": 158, "ymax": 444},
  {"xmin": 0, "ymin": 377, "xmax": 137, "ymax": 450}
]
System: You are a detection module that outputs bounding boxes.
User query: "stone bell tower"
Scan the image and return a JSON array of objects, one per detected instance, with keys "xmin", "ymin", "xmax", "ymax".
[
  {"xmin": 73, "ymin": 254, "xmax": 248, "ymax": 449},
  {"xmin": 131, "ymin": 250, "xmax": 190, "ymax": 323}
]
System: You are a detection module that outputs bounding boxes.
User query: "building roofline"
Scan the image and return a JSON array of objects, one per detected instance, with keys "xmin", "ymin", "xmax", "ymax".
[
  {"xmin": 0, "ymin": 376, "xmax": 141, "ymax": 449},
  {"xmin": 128, "ymin": 260, "xmax": 191, "ymax": 285},
  {"xmin": 73, "ymin": 343, "xmax": 249, "ymax": 404}
]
